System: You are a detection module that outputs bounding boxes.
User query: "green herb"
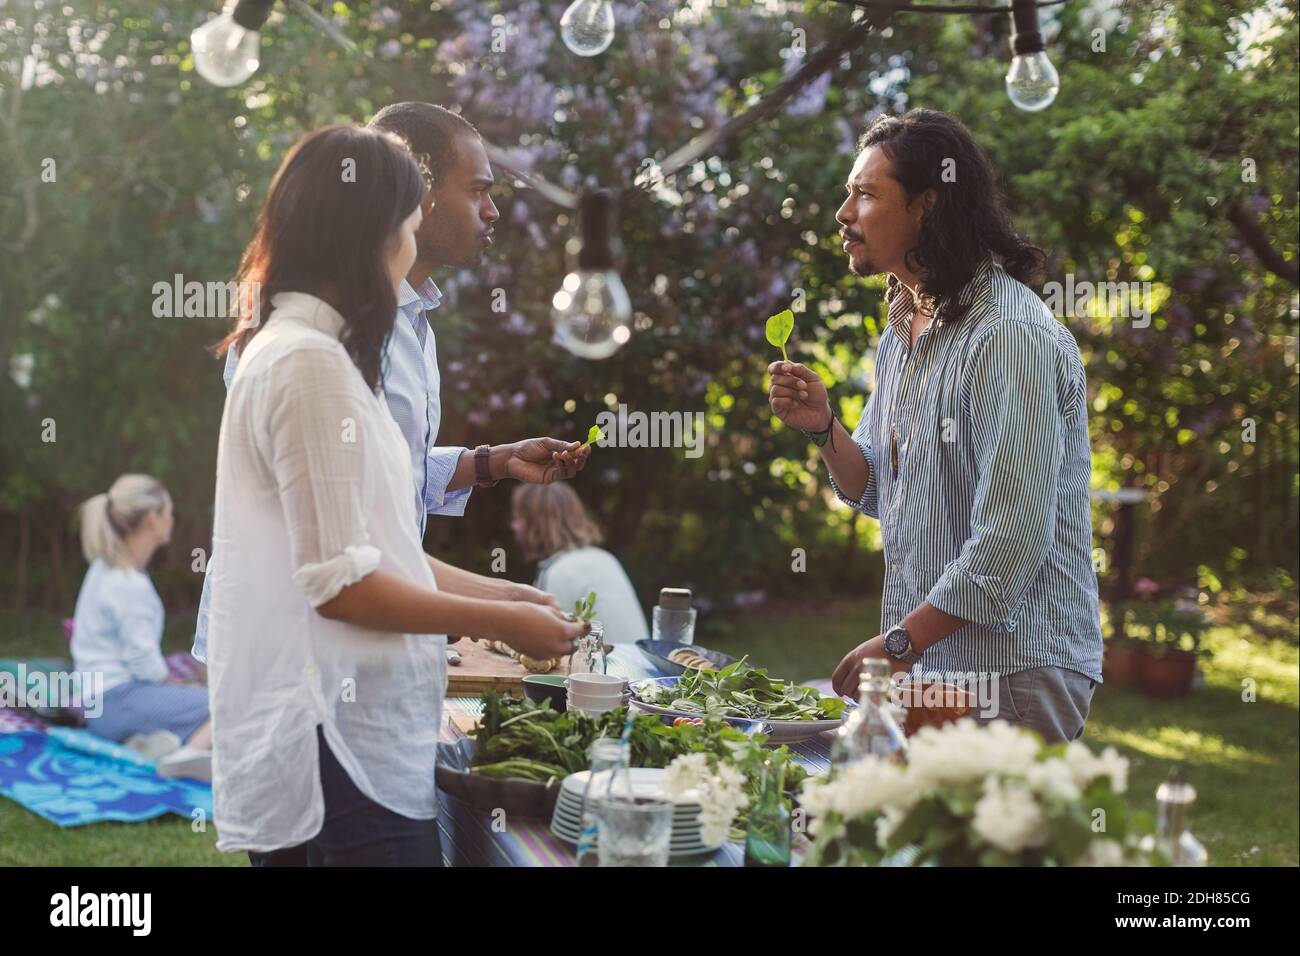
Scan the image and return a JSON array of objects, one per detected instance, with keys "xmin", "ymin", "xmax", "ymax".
[
  {"xmin": 765, "ymin": 309, "xmax": 795, "ymax": 363},
  {"xmin": 579, "ymin": 424, "xmax": 605, "ymax": 450},
  {"xmin": 573, "ymin": 591, "xmax": 597, "ymax": 622},
  {"xmin": 636, "ymin": 656, "xmax": 846, "ymax": 722},
  {"xmin": 470, "ymin": 692, "xmax": 808, "ymax": 818}
]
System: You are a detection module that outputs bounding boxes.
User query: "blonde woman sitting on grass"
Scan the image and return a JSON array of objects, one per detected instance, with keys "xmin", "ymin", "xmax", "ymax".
[{"xmin": 72, "ymin": 474, "xmax": 212, "ymax": 780}]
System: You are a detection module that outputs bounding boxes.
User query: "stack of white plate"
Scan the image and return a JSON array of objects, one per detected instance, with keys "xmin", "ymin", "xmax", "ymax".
[{"xmin": 550, "ymin": 767, "xmax": 722, "ymax": 858}]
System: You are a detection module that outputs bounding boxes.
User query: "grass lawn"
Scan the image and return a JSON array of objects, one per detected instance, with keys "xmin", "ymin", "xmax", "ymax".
[{"xmin": 2, "ymin": 599, "xmax": 1296, "ymax": 866}]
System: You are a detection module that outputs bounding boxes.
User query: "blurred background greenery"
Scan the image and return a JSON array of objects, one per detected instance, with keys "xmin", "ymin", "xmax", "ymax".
[
  {"xmin": 0, "ymin": 1, "xmax": 1296, "ymax": 867},
  {"xmin": 1, "ymin": 0, "xmax": 1295, "ymax": 628}
]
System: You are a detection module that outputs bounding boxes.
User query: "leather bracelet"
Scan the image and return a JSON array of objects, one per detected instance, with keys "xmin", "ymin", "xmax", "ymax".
[
  {"xmin": 474, "ymin": 444, "xmax": 498, "ymax": 487},
  {"xmin": 804, "ymin": 411, "xmax": 836, "ymax": 450}
]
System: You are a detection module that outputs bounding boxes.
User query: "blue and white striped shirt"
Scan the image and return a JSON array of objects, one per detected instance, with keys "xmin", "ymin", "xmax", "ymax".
[
  {"xmin": 192, "ymin": 278, "xmax": 470, "ymax": 663},
  {"xmin": 830, "ymin": 258, "xmax": 1103, "ymax": 682}
]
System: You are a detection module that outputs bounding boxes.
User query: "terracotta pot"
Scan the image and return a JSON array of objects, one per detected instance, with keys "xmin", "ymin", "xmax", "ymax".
[
  {"xmin": 1104, "ymin": 643, "xmax": 1148, "ymax": 687},
  {"xmin": 897, "ymin": 681, "xmax": 974, "ymax": 736},
  {"xmin": 1138, "ymin": 649, "xmax": 1198, "ymax": 698}
]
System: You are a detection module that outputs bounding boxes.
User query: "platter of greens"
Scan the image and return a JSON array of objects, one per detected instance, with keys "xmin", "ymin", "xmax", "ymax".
[
  {"xmin": 435, "ymin": 691, "xmax": 808, "ymax": 822},
  {"xmin": 629, "ymin": 657, "xmax": 850, "ymax": 744}
]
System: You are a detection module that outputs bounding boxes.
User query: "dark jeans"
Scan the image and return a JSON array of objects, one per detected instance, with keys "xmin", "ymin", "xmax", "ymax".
[{"xmin": 248, "ymin": 727, "xmax": 442, "ymax": 867}]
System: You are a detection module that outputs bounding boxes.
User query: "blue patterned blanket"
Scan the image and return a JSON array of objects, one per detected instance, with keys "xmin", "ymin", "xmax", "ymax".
[{"xmin": 0, "ymin": 728, "xmax": 211, "ymax": 827}]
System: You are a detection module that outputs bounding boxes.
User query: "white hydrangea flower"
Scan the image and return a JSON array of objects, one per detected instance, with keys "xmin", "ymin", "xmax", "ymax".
[
  {"xmin": 1096, "ymin": 746, "xmax": 1129, "ymax": 793},
  {"xmin": 1075, "ymin": 838, "xmax": 1126, "ymax": 867},
  {"xmin": 1025, "ymin": 757, "xmax": 1081, "ymax": 803},
  {"xmin": 875, "ymin": 807, "xmax": 906, "ymax": 846},
  {"xmin": 801, "ymin": 756, "xmax": 917, "ymax": 824},
  {"xmin": 971, "ymin": 778, "xmax": 1049, "ymax": 854},
  {"xmin": 664, "ymin": 754, "xmax": 748, "ymax": 847},
  {"xmin": 1062, "ymin": 741, "xmax": 1129, "ymax": 793},
  {"xmin": 663, "ymin": 752, "xmax": 710, "ymax": 796},
  {"xmin": 907, "ymin": 719, "xmax": 1040, "ymax": 789}
]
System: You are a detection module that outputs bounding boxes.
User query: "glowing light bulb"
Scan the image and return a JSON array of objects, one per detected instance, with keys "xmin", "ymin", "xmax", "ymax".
[
  {"xmin": 552, "ymin": 271, "xmax": 632, "ymax": 359},
  {"xmin": 1005, "ymin": 51, "xmax": 1059, "ymax": 111},
  {"xmin": 560, "ymin": 0, "xmax": 616, "ymax": 57},
  {"xmin": 551, "ymin": 191, "xmax": 632, "ymax": 360},
  {"xmin": 1005, "ymin": 0, "xmax": 1060, "ymax": 112},
  {"xmin": 191, "ymin": 1, "xmax": 269, "ymax": 88}
]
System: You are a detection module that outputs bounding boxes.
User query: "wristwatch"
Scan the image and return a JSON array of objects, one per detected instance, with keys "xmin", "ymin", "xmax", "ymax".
[
  {"xmin": 474, "ymin": 444, "xmax": 498, "ymax": 488},
  {"xmin": 883, "ymin": 624, "xmax": 921, "ymax": 666}
]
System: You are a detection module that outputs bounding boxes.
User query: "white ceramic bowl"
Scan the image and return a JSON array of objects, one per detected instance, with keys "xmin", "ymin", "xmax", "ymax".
[
  {"xmin": 566, "ymin": 700, "xmax": 619, "ymax": 716},
  {"xmin": 566, "ymin": 674, "xmax": 626, "ymax": 694}
]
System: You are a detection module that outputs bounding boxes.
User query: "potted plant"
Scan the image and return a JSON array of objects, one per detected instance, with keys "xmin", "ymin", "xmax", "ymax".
[
  {"xmin": 1103, "ymin": 628, "xmax": 1148, "ymax": 687},
  {"xmin": 1130, "ymin": 602, "xmax": 1208, "ymax": 699}
]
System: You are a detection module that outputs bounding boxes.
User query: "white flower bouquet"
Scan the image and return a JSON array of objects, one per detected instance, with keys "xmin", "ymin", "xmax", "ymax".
[
  {"xmin": 800, "ymin": 720, "xmax": 1156, "ymax": 866},
  {"xmin": 662, "ymin": 752, "xmax": 750, "ymax": 846}
]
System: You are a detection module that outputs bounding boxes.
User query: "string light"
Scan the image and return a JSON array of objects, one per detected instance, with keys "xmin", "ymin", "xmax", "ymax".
[
  {"xmin": 191, "ymin": 0, "xmax": 272, "ymax": 87},
  {"xmin": 551, "ymin": 191, "xmax": 633, "ymax": 359}
]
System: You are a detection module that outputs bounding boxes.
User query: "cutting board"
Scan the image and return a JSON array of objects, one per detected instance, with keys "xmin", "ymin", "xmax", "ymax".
[{"xmin": 446, "ymin": 639, "xmax": 571, "ymax": 697}]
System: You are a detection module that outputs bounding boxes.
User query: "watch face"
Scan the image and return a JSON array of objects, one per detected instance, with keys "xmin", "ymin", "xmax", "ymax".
[{"xmin": 884, "ymin": 629, "xmax": 909, "ymax": 658}]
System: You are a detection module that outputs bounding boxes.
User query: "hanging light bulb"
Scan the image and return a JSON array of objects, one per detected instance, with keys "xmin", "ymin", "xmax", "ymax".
[
  {"xmin": 560, "ymin": 0, "xmax": 616, "ymax": 57},
  {"xmin": 1005, "ymin": 0, "xmax": 1059, "ymax": 111},
  {"xmin": 191, "ymin": 0, "xmax": 273, "ymax": 87},
  {"xmin": 552, "ymin": 190, "xmax": 632, "ymax": 360}
]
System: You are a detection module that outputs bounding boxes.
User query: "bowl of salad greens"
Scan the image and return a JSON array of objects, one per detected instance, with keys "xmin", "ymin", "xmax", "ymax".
[
  {"xmin": 435, "ymin": 691, "xmax": 807, "ymax": 821},
  {"xmin": 629, "ymin": 658, "xmax": 849, "ymax": 744}
]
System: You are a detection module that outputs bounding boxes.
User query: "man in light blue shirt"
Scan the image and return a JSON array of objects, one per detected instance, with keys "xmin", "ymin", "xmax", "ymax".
[{"xmin": 193, "ymin": 104, "xmax": 588, "ymax": 662}]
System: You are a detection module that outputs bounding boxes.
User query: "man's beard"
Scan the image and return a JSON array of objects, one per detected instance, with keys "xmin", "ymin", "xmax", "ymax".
[{"xmin": 848, "ymin": 251, "xmax": 876, "ymax": 278}]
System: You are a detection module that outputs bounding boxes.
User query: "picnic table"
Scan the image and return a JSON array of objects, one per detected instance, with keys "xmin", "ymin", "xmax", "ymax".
[{"xmin": 434, "ymin": 645, "xmax": 833, "ymax": 867}]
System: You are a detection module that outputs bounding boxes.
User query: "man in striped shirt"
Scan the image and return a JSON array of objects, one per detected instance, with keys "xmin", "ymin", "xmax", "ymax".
[{"xmin": 768, "ymin": 110, "xmax": 1103, "ymax": 743}]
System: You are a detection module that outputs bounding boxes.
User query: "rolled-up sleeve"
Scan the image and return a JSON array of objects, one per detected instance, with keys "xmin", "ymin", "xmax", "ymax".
[
  {"xmin": 425, "ymin": 446, "xmax": 472, "ymax": 517},
  {"xmin": 826, "ymin": 391, "xmax": 880, "ymax": 518},
  {"xmin": 267, "ymin": 345, "xmax": 384, "ymax": 607},
  {"xmin": 926, "ymin": 320, "xmax": 1062, "ymax": 628}
]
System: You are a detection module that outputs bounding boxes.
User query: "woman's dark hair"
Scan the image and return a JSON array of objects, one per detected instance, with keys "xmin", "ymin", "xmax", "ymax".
[
  {"xmin": 858, "ymin": 109, "xmax": 1045, "ymax": 318},
  {"xmin": 218, "ymin": 124, "xmax": 426, "ymax": 392}
]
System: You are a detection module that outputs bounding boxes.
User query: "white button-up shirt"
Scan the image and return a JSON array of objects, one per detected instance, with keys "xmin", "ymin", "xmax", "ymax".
[
  {"xmin": 206, "ymin": 292, "xmax": 447, "ymax": 854},
  {"xmin": 193, "ymin": 278, "xmax": 468, "ymax": 663}
]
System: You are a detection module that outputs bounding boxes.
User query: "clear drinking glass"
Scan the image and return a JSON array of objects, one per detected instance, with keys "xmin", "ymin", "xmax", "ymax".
[{"xmin": 595, "ymin": 795, "xmax": 674, "ymax": 867}]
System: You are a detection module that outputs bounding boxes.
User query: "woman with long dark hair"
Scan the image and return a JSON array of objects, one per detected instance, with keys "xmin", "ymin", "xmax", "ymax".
[{"xmin": 206, "ymin": 125, "xmax": 586, "ymax": 865}]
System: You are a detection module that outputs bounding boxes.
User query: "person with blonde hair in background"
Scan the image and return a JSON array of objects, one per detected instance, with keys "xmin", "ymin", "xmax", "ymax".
[
  {"xmin": 72, "ymin": 474, "xmax": 212, "ymax": 780},
  {"xmin": 511, "ymin": 483, "xmax": 649, "ymax": 645}
]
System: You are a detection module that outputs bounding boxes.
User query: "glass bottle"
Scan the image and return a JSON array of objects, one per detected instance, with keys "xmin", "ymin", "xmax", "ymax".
[
  {"xmin": 568, "ymin": 620, "xmax": 607, "ymax": 675},
  {"xmin": 575, "ymin": 738, "xmax": 629, "ymax": 866},
  {"xmin": 651, "ymin": 587, "xmax": 696, "ymax": 645},
  {"xmin": 744, "ymin": 759, "xmax": 791, "ymax": 867},
  {"xmin": 1153, "ymin": 773, "xmax": 1208, "ymax": 867},
  {"xmin": 830, "ymin": 658, "xmax": 907, "ymax": 770}
]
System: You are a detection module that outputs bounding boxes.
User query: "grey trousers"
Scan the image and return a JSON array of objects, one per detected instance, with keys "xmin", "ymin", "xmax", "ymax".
[{"xmin": 971, "ymin": 666, "xmax": 1097, "ymax": 744}]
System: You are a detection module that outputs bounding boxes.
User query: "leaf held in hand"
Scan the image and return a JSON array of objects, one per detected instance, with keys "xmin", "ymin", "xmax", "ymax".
[
  {"xmin": 765, "ymin": 309, "xmax": 795, "ymax": 363},
  {"xmin": 579, "ymin": 424, "xmax": 606, "ymax": 450}
]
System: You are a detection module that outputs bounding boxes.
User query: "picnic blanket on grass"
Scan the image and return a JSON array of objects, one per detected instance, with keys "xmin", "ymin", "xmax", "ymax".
[
  {"xmin": 0, "ymin": 651, "xmax": 211, "ymax": 826},
  {"xmin": 0, "ymin": 727, "xmax": 211, "ymax": 827}
]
